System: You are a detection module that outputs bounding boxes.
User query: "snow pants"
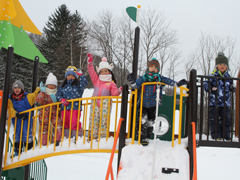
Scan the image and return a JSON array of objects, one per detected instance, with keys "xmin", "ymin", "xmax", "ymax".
[
  {"xmin": 89, "ymin": 99, "xmax": 111, "ymax": 139},
  {"xmin": 39, "ymin": 113, "xmax": 62, "ymax": 146},
  {"xmin": 136, "ymin": 106, "xmax": 156, "ymax": 140},
  {"xmin": 209, "ymin": 106, "xmax": 231, "ymax": 140},
  {"xmin": 61, "ymin": 110, "xmax": 83, "ymax": 138}
]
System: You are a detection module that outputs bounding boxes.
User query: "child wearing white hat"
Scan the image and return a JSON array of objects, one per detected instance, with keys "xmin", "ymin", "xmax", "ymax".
[
  {"xmin": 87, "ymin": 53, "xmax": 122, "ymax": 141},
  {"xmin": 36, "ymin": 73, "xmax": 62, "ymax": 146}
]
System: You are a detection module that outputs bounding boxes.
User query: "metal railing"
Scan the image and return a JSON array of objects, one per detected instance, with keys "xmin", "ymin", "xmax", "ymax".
[
  {"xmin": 127, "ymin": 82, "xmax": 189, "ymax": 146},
  {"xmin": 2, "ymin": 130, "xmax": 47, "ymax": 180},
  {"xmin": 4, "ymin": 95, "xmax": 123, "ymax": 171},
  {"xmin": 187, "ymin": 69, "xmax": 240, "ymax": 149}
]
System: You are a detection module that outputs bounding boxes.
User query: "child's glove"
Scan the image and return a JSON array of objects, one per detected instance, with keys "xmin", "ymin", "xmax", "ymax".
[
  {"xmin": 176, "ymin": 79, "xmax": 188, "ymax": 87},
  {"xmin": 210, "ymin": 87, "xmax": 218, "ymax": 93},
  {"xmin": 87, "ymin": 53, "xmax": 93, "ymax": 63},
  {"xmin": 76, "ymin": 68, "xmax": 83, "ymax": 76},
  {"xmin": 61, "ymin": 99, "xmax": 69, "ymax": 106},
  {"xmin": 230, "ymin": 84, "xmax": 236, "ymax": 92},
  {"xmin": 16, "ymin": 113, "xmax": 28, "ymax": 120},
  {"xmin": 50, "ymin": 94, "xmax": 57, "ymax": 103},
  {"xmin": 118, "ymin": 86, "xmax": 123, "ymax": 93},
  {"xmin": 127, "ymin": 73, "xmax": 136, "ymax": 84},
  {"xmin": 39, "ymin": 82, "xmax": 46, "ymax": 92}
]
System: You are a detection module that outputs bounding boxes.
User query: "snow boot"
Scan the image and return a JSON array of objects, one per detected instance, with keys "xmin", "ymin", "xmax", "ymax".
[
  {"xmin": 141, "ymin": 139, "xmax": 149, "ymax": 146},
  {"xmin": 147, "ymin": 127, "xmax": 153, "ymax": 139}
]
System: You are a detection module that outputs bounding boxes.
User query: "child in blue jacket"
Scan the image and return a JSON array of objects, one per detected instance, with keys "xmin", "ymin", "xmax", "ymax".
[
  {"xmin": 56, "ymin": 66, "xmax": 88, "ymax": 139},
  {"xmin": 8, "ymin": 80, "xmax": 40, "ymax": 157},
  {"xmin": 203, "ymin": 52, "xmax": 235, "ymax": 141},
  {"xmin": 127, "ymin": 58, "xmax": 187, "ymax": 145}
]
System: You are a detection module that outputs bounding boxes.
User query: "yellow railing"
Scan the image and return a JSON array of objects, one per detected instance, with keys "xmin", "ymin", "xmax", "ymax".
[
  {"xmin": 127, "ymin": 82, "xmax": 189, "ymax": 146},
  {"xmin": 4, "ymin": 95, "xmax": 122, "ymax": 171},
  {"xmin": 4, "ymin": 83, "xmax": 188, "ymax": 171}
]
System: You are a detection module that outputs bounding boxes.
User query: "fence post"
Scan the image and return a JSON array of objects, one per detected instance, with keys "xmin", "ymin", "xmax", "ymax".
[
  {"xmin": 188, "ymin": 69, "xmax": 197, "ymax": 180},
  {"xmin": 129, "ymin": 26, "xmax": 140, "ymax": 138},
  {"xmin": 0, "ymin": 47, "xmax": 14, "ymax": 176},
  {"xmin": 24, "ymin": 56, "xmax": 39, "ymax": 180},
  {"xmin": 117, "ymin": 84, "xmax": 129, "ymax": 173}
]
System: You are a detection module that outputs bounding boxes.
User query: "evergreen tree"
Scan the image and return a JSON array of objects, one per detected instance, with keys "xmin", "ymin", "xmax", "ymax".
[{"xmin": 38, "ymin": 4, "xmax": 88, "ymax": 84}]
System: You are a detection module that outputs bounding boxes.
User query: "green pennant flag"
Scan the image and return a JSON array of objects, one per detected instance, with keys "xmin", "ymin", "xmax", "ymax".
[
  {"xmin": 126, "ymin": 6, "xmax": 137, "ymax": 22},
  {"xmin": 0, "ymin": 20, "xmax": 48, "ymax": 63}
]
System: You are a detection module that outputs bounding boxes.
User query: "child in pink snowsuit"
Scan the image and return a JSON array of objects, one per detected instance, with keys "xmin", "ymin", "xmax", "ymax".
[
  {"xmin": 87, "ymin": 53, "xmax": 122, "ymax": 140},
  {"xmin": 56, "ymin": 66, "xmax": 88, "ymax": 138},
  {"xmin": 36, "ymin": 73, "xmax": 62, "ymax": 146}
]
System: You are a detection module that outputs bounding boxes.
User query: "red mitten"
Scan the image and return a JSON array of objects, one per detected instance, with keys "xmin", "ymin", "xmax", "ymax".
[
  {"xmin": 87, "ymin": 53, "xmax": 93, "ymax": 63},
  {"xmin": 61, "ymin": 99, "xmax": 69, "ymax": 106},
  {"xmin": 118, "ymin": 86, "xmax": 123, "ymax": 93}
]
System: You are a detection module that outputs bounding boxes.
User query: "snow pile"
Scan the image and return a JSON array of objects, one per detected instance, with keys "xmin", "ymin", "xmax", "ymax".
[{"xmin": 117, "ymin": 138, "xmax": 189, "ymax": 180}]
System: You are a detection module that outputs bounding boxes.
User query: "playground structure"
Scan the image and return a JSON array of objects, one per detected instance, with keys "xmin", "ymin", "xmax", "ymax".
[
  {"xmin": 2, "ymin": 83, "xmax": 188, "ymax": 170},
  {"xmin": 1, "ymin": 2, "xmax": 240, "ymax": 179},
  {"xmin": 2, "ymin": 69, "xmax": 240, "ymax": 180}
]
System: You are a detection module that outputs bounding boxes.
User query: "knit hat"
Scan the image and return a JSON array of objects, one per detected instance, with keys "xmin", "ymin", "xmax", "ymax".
[
  {"xmin": 12, "ymin": 80, "xmax": 24, "ymax": 91},
  {"xmin": 215, "ymin": 52, "xmax": 228, "ymax": 66},
  {"xmin": 65, "ymin": 66, "xmax": 78, "ymax": 78},
  {"xmin": 45, "ymin": 73, "xmax": 58, "ymax": 86},
  {"xmin": 147, "ymin": 58, "xmax": 160, "ymax": 72},
  {"xmin": 96, "ymin": 57, "xmax": 114, "ymax": 73}
]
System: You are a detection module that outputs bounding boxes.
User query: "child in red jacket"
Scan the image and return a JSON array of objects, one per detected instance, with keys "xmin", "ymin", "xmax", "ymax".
[{"xmin": 36, "ymin": 73, "xmax": 62, "ymax": 146}]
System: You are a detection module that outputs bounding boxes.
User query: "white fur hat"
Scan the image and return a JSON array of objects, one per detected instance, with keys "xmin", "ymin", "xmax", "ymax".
[
  {"xmin": 96, "ymin": 57, "xmax": 114, "ymax": 73},
  {"xmin": 45, "ymin": 73, "xmax": 57, "ymax": 86}
]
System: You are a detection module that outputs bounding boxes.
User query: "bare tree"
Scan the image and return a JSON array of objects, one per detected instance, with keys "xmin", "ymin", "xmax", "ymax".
[
  {"xmin": 195, "ymin": 32, "xmax": 237, "ymax": 76},
  {"xmin": 140, "ymin": 9, "xmax": 178, "ymax": 74},
  {"xmin": 183, "ymin": 52, "xmax": 199, "ymax": 81},
  {"xmin": 87, "ymin": 10, "xmax": 135, "ymax": 86}
]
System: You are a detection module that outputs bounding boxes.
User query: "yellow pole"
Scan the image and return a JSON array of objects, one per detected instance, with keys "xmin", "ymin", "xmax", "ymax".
[{"xmin": 171, "ymin": 87, "xmax": 177, "ymax": 147}]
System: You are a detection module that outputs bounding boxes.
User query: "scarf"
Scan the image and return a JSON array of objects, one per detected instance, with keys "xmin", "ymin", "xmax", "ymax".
[
  {"xmin": 45, "ymin": 87, "xmax": 57, "ymax": 96},
  {"xmin": 11, "ymin": 91, "xmax": 25, "ymax": 101},
  {"xmin": 99, "ymin": 74, "xmax": 112, "ymax": 82},
  {"xmin": 144, "ymin": 71, "xmax": 160, "ymax": 81}
]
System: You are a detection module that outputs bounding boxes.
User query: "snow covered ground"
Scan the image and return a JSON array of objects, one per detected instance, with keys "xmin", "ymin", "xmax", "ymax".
[{"xmin": 45, "ymin": 137, "xmax": 240, "ymax": 180}]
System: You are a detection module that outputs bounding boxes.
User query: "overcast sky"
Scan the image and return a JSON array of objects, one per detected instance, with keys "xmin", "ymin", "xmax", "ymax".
[{"xmin": 19, "ymin": 0, "xmax": 239, "ymax": 65}]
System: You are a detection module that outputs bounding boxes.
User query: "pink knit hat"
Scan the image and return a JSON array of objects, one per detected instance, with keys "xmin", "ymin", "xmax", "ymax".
[{"xmin": 96, "ymin": 57, "xmax": 114, "ymax": 73}]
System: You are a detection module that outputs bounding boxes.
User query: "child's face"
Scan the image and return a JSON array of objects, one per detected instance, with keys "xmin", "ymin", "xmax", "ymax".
[
  {"xmin": 148, "ymin": 65, "xmax": 159, "ymax": 73},
  {"xmin": 67, "ymin": 74, "xmax": 76, "ymax": 80},
  {"xmin": 217, "ymin": 63, "xmax": 227, "ymax": 73},
  {"xmin": 47, "ymin": 84, "xmax": 56, "ymax": 89},
  {"xmin": 100, "ymin": 68, "xmax": 110, "ymax": 75},
  {"xmin": 13, "ymin": 87, "xmax": 22, "ymax": 95}
]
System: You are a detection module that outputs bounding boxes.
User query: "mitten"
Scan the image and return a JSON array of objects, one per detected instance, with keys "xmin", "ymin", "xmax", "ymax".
[
  {"xmin": 50, "ymin": 94, "xmax": 57, "ymax": 103},
  {"xmin": 61, "ymin": 99, "xmax": 69, "ymax": 106},
  {"xmin": 176, "ymin": 79, "xmax": 188, "ymax": 87},
  {"xmin": 129, "ymin": 83, "xmax": 137, "ymax": 89},
  {"xmin": 39, "ymin": 82, "xmax": 46, "ymax": 92},
  {"xmin": 127, "ymin": 73, "xmax": 136, "ymax": 84},
  {"xmin": 16, "ymin": 113, "xmax": 28, "ymax": 120},
  {"xmin": 210, "ymin": 87, "xmax": 218, "ymax": 93},
  {"xmin": 118, "ymin": 86, "xmax": 123, "ymax": 93},
  {"xmin": 76, "ymin": 68, "xmax": 83, "ymax": 76},
  {"xmin": 87, "ymin": 53, "xmax": 93, "ymax": 63},
  {"xmin": 230, "ymin": 84, "xmax": 236, "ymax": 92}
]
